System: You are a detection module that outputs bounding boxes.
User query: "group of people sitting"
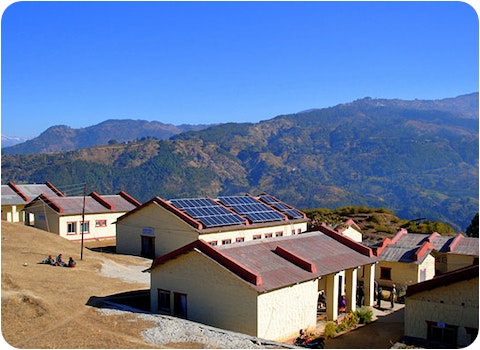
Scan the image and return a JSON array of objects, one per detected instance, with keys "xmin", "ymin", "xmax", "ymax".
[{"xmin": 42, "ymin": 253, "xmax": 76, "ymax": 267}]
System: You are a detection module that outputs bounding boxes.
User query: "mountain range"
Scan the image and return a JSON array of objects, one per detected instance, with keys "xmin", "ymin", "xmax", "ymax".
[
  {"xmin": 1, "ymin": 93, "xmax": 478, "ymax": 232},
  {"xmin": 1, "ymin": 120, "xmax": 211, "ymax": 154}
]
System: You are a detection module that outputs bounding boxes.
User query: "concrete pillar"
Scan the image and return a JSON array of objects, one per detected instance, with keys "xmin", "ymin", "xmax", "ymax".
[
  {"xmin": 325, "ymin": 273, "xmax": 339, "ymax": 321},
  {"xmin": 363, "ymin": 263, "xmax": 376, "ymax": 306},
  {"xmin": 345, "ymin": 268, "xmax": 358, "ymax": 312}
]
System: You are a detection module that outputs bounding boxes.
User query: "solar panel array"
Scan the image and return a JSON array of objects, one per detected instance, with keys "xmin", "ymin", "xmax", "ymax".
[
  {"xmin": 169, "ymin": 198, "xmax": 245, "ymax": 228},
  {"xmin": 259, "ymin": 194, "xmax": 305, "ymax": 219},
  {"xmin": 218, "ymin": 196, "xmax": 286, "ymax": 223}
]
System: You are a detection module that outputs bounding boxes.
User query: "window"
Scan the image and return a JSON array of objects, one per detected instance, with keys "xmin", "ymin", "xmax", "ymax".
[
  {"xmin": 291, "ymin": 229, "xmax": 296, "ymax": 235},
  {"xmin": 426, "ymin": 321, "xmax": 458, "ymax": 346},
  {"xmin": 297, "ymin": 228, "xmax": 302, "ymax": 234},
  {"xmin": 80, "ymin": 221, "xmax": 90, "ymax": 234},
  {"xmin": 235, "ymin": 237, "xmax": 245, "ymax": 243},
  {"xmin": 380, "ymin": 267, "xmax": 392, "ymax": 280},
  {"xmin": 158, "ymin": 289, "xmax": 171, "ymax": 312},
  {"xmin": 275, "ymin": 231, "xmax": 283, "ymax": 237},
  {"xmin": 209, "ymin": 241, "xmax": 218, "ymax": 246},
  {"xmin": 67, "ymin": 222, "xmax": 77, "ymax": 235},
  {"xmin": 95, "ymin": 220, "xmax": 107, "ymax": 227},
  {"xmin": 222, "ymin": 239, "xmax": 232, "ymax": 245},
  {"xmin": 264, "ymin": 233, "xmax": 273, "ymax": 238},
  {"xmin": 253, "ymin": 234, "xmax": 262, "ymax": 240}
]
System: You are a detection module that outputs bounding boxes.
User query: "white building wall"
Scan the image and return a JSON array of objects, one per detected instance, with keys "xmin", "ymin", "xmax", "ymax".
[
  {"xmin": 57, "ymin": 212, "xmax": 124, "ymax": 241},
  {"xmin": 257, "ymin": 279, "xmax": 318, "ymax": 341}
]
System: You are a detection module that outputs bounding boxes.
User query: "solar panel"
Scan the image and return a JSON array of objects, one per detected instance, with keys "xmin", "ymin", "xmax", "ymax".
[
  {"xmin": 258, "ymin": 194, "xmax": 305, "ymax": 219},
  {"xmin": 218, "ymin": 196, "xmax": 286, "ymax": 223},
  {"xmin": 169, "ymin": 198, "xmax": 245, "ymax": 228}
]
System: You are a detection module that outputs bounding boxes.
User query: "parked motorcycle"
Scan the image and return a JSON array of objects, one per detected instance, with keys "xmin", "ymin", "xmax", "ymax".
[{"xmin": 294, "ymin": 330, "xmax": 325, "ymax": 349}]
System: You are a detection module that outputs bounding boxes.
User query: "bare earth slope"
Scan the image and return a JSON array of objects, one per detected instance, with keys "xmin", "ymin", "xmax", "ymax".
[
  {"xmin": 1, "ymin": 221, "xmax": 157, "ymax": 348},
  {"xmin": 1, "ymin": 222, "xmax": 292, "ymax": 349}
]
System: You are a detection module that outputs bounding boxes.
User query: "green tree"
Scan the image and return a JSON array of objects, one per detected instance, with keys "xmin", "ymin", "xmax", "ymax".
[{"xmin": 466, "ymin": 213, "xmax": 479, "ymax": 237}]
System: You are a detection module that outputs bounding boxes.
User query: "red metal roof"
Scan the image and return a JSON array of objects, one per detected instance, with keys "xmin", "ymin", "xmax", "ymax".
[
  {"xmin": 24, "ymin": 192, "xmax": 139, "ymax": 215},
  {"xmin": 149, "ymin": 231, "xmax": 378, "ymax": 293}
]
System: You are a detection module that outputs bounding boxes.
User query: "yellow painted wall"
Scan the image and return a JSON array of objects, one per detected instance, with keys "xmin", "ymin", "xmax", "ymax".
[
  {"xmin": 117, "ymin": 202, "xmax": 308, "ymax": 257},
  {"xmin": 446, "ymin": 254, "xmax": 477, "ymax": 273},
  {"xmin": 116, "ymin": 202, "xmax": 199, "ymax": 257},
  {"xmin": 377, "ymin": 255, "xmax": 436, "ymax": 289},
  {"xmin": 2, "ymin": 204, "xmax": 25, "ymax": 222},
  {"xmin": 405, "ymin": 277, "xmax": 479, "ymax": 347},
  {"xmin": 150, "ymin": 250, "xmax": 259, "ymax": 337}
]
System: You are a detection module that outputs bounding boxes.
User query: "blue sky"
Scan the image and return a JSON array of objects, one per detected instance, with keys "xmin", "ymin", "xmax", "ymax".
[{"xmin": 1, "ymin": 1, "xmax": 479, "ymax": 138}]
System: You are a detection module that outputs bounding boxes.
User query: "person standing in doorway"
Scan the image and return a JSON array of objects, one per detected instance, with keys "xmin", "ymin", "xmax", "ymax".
[{"xmin": 390, "ymin": 284, "xmax": 397, "ymax": 308}]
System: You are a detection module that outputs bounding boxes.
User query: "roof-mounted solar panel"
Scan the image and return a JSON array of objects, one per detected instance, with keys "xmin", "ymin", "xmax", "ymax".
[
  {"xmin": 218, "ymin": 196, "xmax": 286, "ymax": 223},
  {"xmin": 258, "ymin": 194, "xmax": 305, "ymax": 219},
  {"xmin": 169, "ymin": 197, "xmax": 245, "ymax": 228}
]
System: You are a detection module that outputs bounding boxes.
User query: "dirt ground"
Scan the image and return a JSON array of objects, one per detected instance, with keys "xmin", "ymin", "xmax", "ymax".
[{"xmin": 1, "ymin": 221, "xmax": 158, "ymax": 349}]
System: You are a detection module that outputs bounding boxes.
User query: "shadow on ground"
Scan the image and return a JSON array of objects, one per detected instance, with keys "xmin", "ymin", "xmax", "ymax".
[{"xmin": 87, "ymin": 289, "xmax": 151, "ymax": 313}]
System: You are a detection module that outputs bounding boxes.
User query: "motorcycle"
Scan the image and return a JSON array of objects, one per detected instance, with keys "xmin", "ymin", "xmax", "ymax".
[{"xmin": 294, "ymin": 330, "xmax": 325, "ymax": 349}]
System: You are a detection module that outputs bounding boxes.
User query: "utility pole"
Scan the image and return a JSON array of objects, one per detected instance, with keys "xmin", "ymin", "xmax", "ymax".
[{"xmin": 80, "ymin": 182, "xmax": 86, "ymax": 260}]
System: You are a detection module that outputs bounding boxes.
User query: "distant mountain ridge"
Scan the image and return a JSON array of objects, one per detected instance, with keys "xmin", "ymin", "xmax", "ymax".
[
  {"xmin": 1, "ymin": 119, "xmax": 212, "ymax": 155},
  {"xmin": 1, "ymin": 93, "xmax": 478, "ymax": 231}
]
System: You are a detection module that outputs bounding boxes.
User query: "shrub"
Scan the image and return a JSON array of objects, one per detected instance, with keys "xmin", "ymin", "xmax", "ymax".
[
  {"xmin": 354, "ymin": 306, "xmax": 373, "ymax": 324},
  {"xmin": 324, "ymin": 321, "xmax": 337, "ymax": 338}
]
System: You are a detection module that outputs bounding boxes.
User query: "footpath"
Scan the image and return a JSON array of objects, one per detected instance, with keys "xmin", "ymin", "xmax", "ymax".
[{"xmin": 317, "ymin": 303, "xmax": 405, "ymax": 349}]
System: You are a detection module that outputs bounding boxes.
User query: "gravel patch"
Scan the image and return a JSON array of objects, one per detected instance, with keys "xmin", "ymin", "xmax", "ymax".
[{"xmin": 98, "ymin": 308, "xmax": 296, "ymax": 349}]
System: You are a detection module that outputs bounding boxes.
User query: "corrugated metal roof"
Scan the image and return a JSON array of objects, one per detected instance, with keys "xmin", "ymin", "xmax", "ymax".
[
  {"xmin": 217, "ymin": 231, "xmax": 377, "ymax": 292},
  {"xmin": 1, "ymin": 186, "xmax": 26, "ymax": 205},
  {"xmin": 25, "ymin": 193, "xmax": 138, "ymax": 215},
  {"xmin": 1, "ymin": 183, "xmax": 61, "ymax": 205},
  {"xmin": 379, "ymin": 232, "xmax": 479, "ymax": 262},
  {"xmin": 450, "ymin": 237, "xmax": 479, "ymax": 256}
]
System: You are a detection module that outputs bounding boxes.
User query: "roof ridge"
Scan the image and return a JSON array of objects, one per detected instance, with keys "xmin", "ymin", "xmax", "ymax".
[
  {"xmin": 274, "ymin": 245, "xmax": 317, "ymax": 273},
  {"xmin": 318, "ymin": 223, "xmax": 374, "ymax": 257},
  {"xmin": 89, "ymin": 191, "xmax": 114, "ymax": 210},
  {"xmin": 7, "ymin": 181, "xmax": 29, "ymax": 202}
]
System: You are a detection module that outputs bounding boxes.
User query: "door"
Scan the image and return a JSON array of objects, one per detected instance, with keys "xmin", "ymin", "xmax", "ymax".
[
  {"xmin": 173, "ymin": 292, "xmax": 187, "ymax": 319},
  {"xmin": 141, "ymin": 235, "xmax": 155, "ymax": 258}
]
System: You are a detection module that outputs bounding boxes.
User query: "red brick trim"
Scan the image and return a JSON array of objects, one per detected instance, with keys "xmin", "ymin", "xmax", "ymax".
[
  {"xmin": 318, "ymin": 223, "xmax": 374, "ymax": 257},
  {"xmin": 117, "ymin": 191, "xmax": 141, "ymax": 207},
  {"xmin": 7, "ymin": 181, "xmax": 29, "ymax": 202},
  {"xmin": 89, "ymin": 192, "xmax": 114, "ymax": 210},
  {"xmin": 38, "ymin": 193, "xmax": 64, "ymax": 213},
  {"xmin": 45, "ymin": 181, "xmax": 65, "ymax": 197},
  {"xmin": 274, "ymin": 245, "xmax": 317, "ymax": 273}
]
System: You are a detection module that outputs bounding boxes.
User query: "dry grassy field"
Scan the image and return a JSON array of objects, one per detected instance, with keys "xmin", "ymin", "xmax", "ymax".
[{"xmin": 1, "ymin": 221, "xmax": 159, "ymax": 348}]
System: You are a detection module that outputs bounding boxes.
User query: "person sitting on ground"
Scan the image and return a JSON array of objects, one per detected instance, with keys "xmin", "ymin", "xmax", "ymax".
[
  {"xmin": 54, "ymin": 254, "xmax": 66, "ymax": 267},
  {"xmin": 43, "ymin": 255, "xmax": 55, "ymax": 265},
  {"xmin": 67, "ymin": 257, "xmax": 76, "ymax": 268}
]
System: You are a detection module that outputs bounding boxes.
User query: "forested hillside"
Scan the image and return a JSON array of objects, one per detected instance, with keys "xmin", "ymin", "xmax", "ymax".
[{"xmin": 2, "ymin": 94, "xmax": 478, "ymax": 231}]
